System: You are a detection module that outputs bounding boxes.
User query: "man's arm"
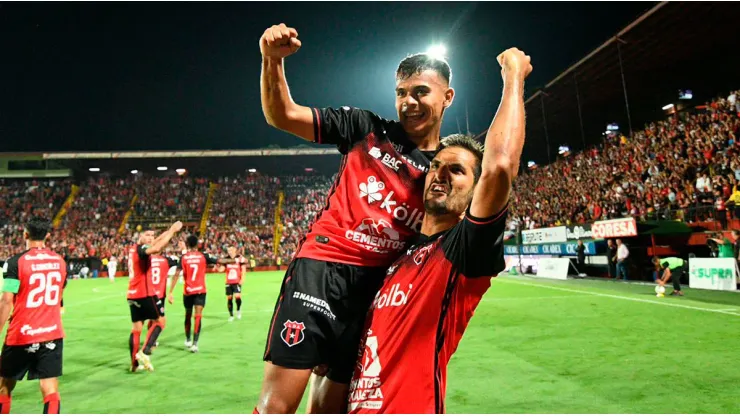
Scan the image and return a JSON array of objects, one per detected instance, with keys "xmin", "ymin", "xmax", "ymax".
[
  {"xmin": 260, "ymin": 24, "xmax": 313, "ymax": 141},
  {"xmin": 145, "ymin": 221, "xmax": 183, "ymax": 255},
  {"xmin": 470, "ymin": 48, "xmax": 532, "ymax": 219},
  {"xmin": 0, "ymin": 257, "xmax": 20, "ymax": 332},
  {"xmin": 0, "ymin": 292, "xmax": 14, "ymax": 334}
]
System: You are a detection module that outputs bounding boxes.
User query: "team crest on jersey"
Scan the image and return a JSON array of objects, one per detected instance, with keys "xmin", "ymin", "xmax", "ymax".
[
  {"xmin": 281, "ymin": 320, "xmax": 306, "ymax": 347},
  {"xmin": 413, "ymin": 244, "xmax": 435, "ymax": 265}
]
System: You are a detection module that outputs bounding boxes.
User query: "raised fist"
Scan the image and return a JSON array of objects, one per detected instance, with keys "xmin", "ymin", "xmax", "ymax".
[
  {"xmin": 260, "ymin": 23, "xmax": 301, "ymax": 59},
  {"xmin": 497, "ymin": 48, "xmax": 533, "ymax": 80},
  {"xmin": 171, "ymin": 221, "xmax": 183, "ymax": 233}
]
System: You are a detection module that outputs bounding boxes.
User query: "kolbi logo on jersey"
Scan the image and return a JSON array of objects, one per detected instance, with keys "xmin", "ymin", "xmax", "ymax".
[
  {"xmin": 358, "ymin": 176, "xmax": 424, "ymax": 233},
  {"xmin": 346, "ymin": 218, "xmax": 405, "ymax": 254},
  {"xmin": 373, "ymin": 283, "xmax": 411, "ymax": 310},
  {"xmin": 281, "ymin": 320, "xmax": 306, "ymax": 347}
]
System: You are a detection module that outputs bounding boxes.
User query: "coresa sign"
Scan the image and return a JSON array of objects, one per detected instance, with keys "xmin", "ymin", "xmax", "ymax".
[{"xmin": 591, "ymin": 217, "xmax": 637, "ymax": 239}]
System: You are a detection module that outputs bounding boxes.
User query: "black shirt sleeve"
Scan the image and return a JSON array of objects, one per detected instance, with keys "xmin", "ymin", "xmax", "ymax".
[
  {"xmin": 137, "ymin": 244, "xmax": 150, "ymax": 261},
  {"xmin": 440, "ymin": 204, "xmax": 509, "ymax": 278},
  {"xmin": 204, "ymin": 253, "xmax": 219, "ymax": 266},
  {"xmin": 167, "ymin": 256, "xmax": 180, "ymax": 268},
  {"xmin": 312, "ymin": 107, "xmax": 379, "ymax": 154},
  {"xmin": 2, "ymin": 254, "xmax": 20, "ymax": 281}
]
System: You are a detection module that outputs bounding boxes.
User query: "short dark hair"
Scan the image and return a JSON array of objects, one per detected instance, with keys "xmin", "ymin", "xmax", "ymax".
[
  {"xmin": 186, "ymin": 235, "xmax": 199, "ymax": 249},
  {"xmin": 396, "ymin": 53, "xmax": 452, "ymax": 85},
  {"xmin": 25, "ymin": 216, "xmax": 51, "ymax": 241},
  {"xmin": 437, "ymin": 134, "xmax": 484, "ymax": 182}
]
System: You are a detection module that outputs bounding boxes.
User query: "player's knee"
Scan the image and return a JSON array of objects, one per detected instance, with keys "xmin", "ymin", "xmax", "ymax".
[
  {"xmin": 259, "ymin": 395, "xmax": 301, "ymax": 415},
  {"xmin": 38, "ymin": 378, "xmax": 58, "ymax": 397},
  {"xmin": 132, "ymin": 321, "xmax": 144, "ymax": 332},
  {"xmin": 227, "ymin": 295, "xmax": 233, "ymax": 301},
  {"xmin": 0, "ymin": 378, "xmax": 17, "ymax": 395}
]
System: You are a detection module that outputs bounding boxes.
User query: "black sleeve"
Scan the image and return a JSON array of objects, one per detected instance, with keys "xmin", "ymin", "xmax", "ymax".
[
  {"xmin": 137, "ymin": 244, "xmax": 150, "ymax": 261},
  {"xmin": 2, "ymin": 254, "xmax": 20, "ymax": 281},
  {"xmin": 205, "ymin": 254, "xmax": 219, "ymax": 266},
  {"xmin": 440, "ymin": 205, "xmax": 508, "ymax": 278},
  {"xmin": 167, "ymin": 256, "xmax": 179, "ymax": 268},
  {"xmin": 312, "ymin": 107, "xmax": 379, "ymax": 154}
]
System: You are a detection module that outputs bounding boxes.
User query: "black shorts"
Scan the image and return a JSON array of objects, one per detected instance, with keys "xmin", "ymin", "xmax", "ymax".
[
  {"xmin": 0, "ymin": 339, "xmax": 63, "ymax": 381},
  {"xmin": 128, "ymin": 296, "xmax": 163, "ymax": 323},
  {"xmin": 183, "ymin": 293, "xmax": 206, "ymax": 310},
  {"xmin": 225, "ymin": 284, "xmax": 242, "ymax": 296},
  {"xmin": 263, "ymin": 257, "xmax": 385, "ymax": 384}
]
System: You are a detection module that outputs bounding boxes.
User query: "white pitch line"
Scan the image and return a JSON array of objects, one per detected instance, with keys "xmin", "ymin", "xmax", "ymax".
[
  {"xmin": 482, "ymin": 294, "xmax": 593, "ymax": 302},
  {"xmin": 499, "ymin": 278, "xmax": 740, "ymax": 317}
]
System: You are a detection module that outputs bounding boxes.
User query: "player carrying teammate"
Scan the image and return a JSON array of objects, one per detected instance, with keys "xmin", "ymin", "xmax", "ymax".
[
  {"xmin": 256, "ymin": 23, "xmax": 455, "ymax": 413},
  {"xmin": 0, "ymin": 217, "xmax": 66, "ymax": 414},
  {"xmin": 348, "ymin": 48, "xmax": 532, "ymax": 413},
  {"xmin": 168, "ymin": 235, "xmax": 231, "ymax": 353},
  {"xmin": 224, "ymin": 246, "xmax": 246, "ymax": 322},
  {"xmin": 127, "ymin": 221, "xmax": 183, "ymax": 372}
]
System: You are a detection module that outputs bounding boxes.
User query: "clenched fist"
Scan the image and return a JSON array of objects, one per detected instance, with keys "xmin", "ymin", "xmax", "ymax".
[
  {"xmin": 497, "ymin": 48, "xmax": 533, "ymax": 81},
  {"xmin": 171, "ymin": 221, "xmax": 183, "ymax": 233},
  {"xmin": 260, "ymin": 23, "xmax": 302, "ymax": 59}
]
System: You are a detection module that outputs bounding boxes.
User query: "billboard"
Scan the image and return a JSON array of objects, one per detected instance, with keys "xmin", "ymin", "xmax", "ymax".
[
  {"xmin": 592, "ymin": 218, "xmax": 637, "ymax": 239},
  {"xmin": 522, "ymin": 226, "xmax": 567, "ymax": 245}
]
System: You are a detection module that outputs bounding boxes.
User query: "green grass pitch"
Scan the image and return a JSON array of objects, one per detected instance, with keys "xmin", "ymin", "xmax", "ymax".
[{"xmin": 2, "ymin": 271, "xmax": 740, "ymax": 413}]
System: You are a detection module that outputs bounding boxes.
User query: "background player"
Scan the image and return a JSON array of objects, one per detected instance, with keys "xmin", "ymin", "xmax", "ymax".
[
  {"xmin": 224, "ymin": 246, "xmax": 246, "ymax": 322},
  {"xmin": 0, "ymin": 217, "xmax": 66, "ymax": 414},
  {"xmin": 127, "ymin": 222, "xmax": 183, "ymax": 372},
  {"xmin": 256, "ymin": 23, "xmax": 455, "ymax": 413},
  {"xmin": 168, "ymin": 235, "xmax": 231, "ymax": 353},
  {"xmin": 348, "ymin": 48, "xmax": 531, "ymax": 413},
  {"xmin": 107, "ymin": 255, "xmax": 118, "ymax": 282}
]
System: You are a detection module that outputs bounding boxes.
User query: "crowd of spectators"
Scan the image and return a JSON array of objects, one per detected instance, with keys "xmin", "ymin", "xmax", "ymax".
[{"xmin": 508, "ymin": 89, "xmax": 740, "ymax": 231}]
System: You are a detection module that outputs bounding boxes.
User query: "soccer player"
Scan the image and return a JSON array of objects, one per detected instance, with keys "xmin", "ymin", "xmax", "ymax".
[
  {"xmin": 348, "ymin": 48, "xmax": 532, "ymax": 413},
  {"xmin": 256, "ymin": 23, "xmax": 455, "ymax": 413},
  {"xmin": 108, "ymin": 255, "xmax": 118, "ymax": 282},
  {"xmin": 224, "ymin": 246, "xmax": 246, "ymax": 322},
  {"xmin": 0, "ymin": 217, "xmax": 66, "ymax": 414},
  {"xmin": 127, "ymin": 221, "xmax": 183, "ymax": 372},
  {"xmin": 145, "ymin": 252, "xmax": 176, "ymax": 346},
  {"xmin": 168, "ymin": 235, "xmax": 229, "ymax": 353},
  {"xmin": 653, "ymin": 256, "xmax": 686, "ymax": 296}
]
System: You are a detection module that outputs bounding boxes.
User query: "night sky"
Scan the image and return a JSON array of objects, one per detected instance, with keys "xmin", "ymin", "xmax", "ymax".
[{"xmin": 1, "ymin": 2, "xmax": 654, "ymax": 154}]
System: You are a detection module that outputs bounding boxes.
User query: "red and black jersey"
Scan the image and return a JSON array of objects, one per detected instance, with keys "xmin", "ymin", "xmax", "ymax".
[
  {"xmin": 225, "ymin": 255, "xmax": 244, "ymax": 284},
  {"xmin": 295, "ymin": 107, "xmax": 433, "ymax": 268},
  {"xmin": 148, "ymin": 254, "xmax": 170, "ymax": 299},
  {"xmin": 127, "ymin": 244, "xmax": 155, "ymax": 299},
  {"xmin": 348, "ymin": 206, "xmax": 508, "ymax": 414},
  {"xmin": 2, "ymin": 248, "xmax": 67, "ymax": 346},
  {"xmin": 181, "ymin": 251, "xmax": 218, "ymax": 295}
]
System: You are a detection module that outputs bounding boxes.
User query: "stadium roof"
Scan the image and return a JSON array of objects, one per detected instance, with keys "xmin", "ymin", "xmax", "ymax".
[{"xmin": 516, "ymin": 1, "xmax": 740, "ymax": 165}]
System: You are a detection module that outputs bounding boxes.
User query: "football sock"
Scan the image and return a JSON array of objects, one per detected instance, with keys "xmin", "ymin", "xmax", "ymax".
[
  {"xmin": 184, "ymin": 310, "xmax": 192, "ymax": 341},
  {"xmin": 227, "ymin": 298, "xmax": 233, "ymax": 316},
  {"xmin": 193, "ymin": 314, "xmax": 202, "ymax": 344},
  {"xmin": 0, "ymin": 395, "xmax": 11, "ymax": 414},
  {"xmin": 129, "ymin": 330, "xmax": 141, "ymax": 368},
  {"xmin": 236, "ymin": 298, "xmax": 242, "ymax": 311},
  {"xmin": 252, "ymin": 406, "xmax": 260, "ymax": 414},
  {"xmin": 43, "ymin": 392, "xmax": 60, "ymax": 414},
  {"xmin": 143, "ymin": 322, "xmax": 163, "ymax": 355}
]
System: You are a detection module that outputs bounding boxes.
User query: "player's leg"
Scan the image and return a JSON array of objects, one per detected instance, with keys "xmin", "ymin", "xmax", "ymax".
[
  {"xmin": 306, "ymin": 373, "xmax": 350, "ymax": 414},
  {"xmin": 28, "ymin": 338, "xmax": 63, "ymax": 414},
  {"xmin": 191, "ymin": 296, "xmax": 205, "ymax": 352},
  {"xmin": 226, "ymin": 285, "xmax": 234, "ymax": 321},
  {"xmin": 183, "ymin": 296, "xmax": 194, "ymax": 348},
  {"xmin": 128, "ymin": 300, "xmax": 145, "ymax": 371},
  {"xmin": 0, "ymin": 378, "xmax": 17, "ymax": 414},
  {"xmin": 257, "ymin": 258, "xmax": 331, "ymax": 414},
  {"xmin": 255, "ymin": 363, "xmax": 313, "ymax": 414},
  {"xmin": 235, "ymin": 285, "xmax": 243, "ymax": 319},
  {"xmin": 142, "ymin": 297, "xmax": 165, "ymax": 357}
]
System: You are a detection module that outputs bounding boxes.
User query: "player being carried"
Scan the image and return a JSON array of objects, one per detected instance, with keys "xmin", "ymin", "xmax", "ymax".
[
  {"xmin": 144, "ymin": 248, "xmax": 181, "ymax": 349},
  {"xmin": 168, "ymin": 235, "xmax": 233, "ymax": 353},
  {"xmin": 348, "ymin": 48, "xmax": 532, "ymax": 413},
  {"xmin": 224, "ymin": 246, "xmax": 246, "ymax": 322},
  {"xmin": 256, "ymin": 22, "xmax": 456, "ymax": 413},
  {"xmin": 0, "ymin": 217, "xmax": 66, "ymax": 414},
  {"xmin": 127, "ymin": 221, "xmax": 183, "ymax": 373}
]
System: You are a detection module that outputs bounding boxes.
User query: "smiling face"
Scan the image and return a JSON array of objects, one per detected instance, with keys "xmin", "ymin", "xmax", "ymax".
[
  {"xmin": 423, "ymin": 146, "xmax": 478, "ymax": 217},
  {"xmin": 395, "ymin": 69, "xmax": 453, "ymax": 138}
]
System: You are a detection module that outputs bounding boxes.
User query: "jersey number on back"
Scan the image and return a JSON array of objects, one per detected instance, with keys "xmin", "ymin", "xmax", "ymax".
[
  {"xmin": 190, "ymin": 265, "xmax": 198, "ymax": 281},
  {"xmin": 27, "ymin": 271, "xmax": 62, "ymax": 308}
]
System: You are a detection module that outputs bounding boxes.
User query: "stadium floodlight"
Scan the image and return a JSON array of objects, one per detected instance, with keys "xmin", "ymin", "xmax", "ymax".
[
  {"xmin": 89, "ymin": 167, "xmax": 100, "ymax": 172},
  {"xmin": 527, "ymin": 161, "xmax": 536, "ymax": 169},
  {"xmin": 176, "ymin": 168, "xmax": 186, "ymax": 175},
  {"xmin": 157, "ymin": 166, "xmax": 167, "ymax": 171},
  {"xmin": 248, "ymin": 168, "xmax": 257, "ymax": 173},
  {"xmin": 305, "ymin": 167, "xmax": 314, "ymax": 172},
  {"xmin": 426, "ymin": 44, "xmax": 447, "ymax": 60},
  {"xmin": 662, "ymin": 103, "xmax": 674, "ymax": 110},
  {"xmin": 130, "ymin": 170, "xmax": 138, "ymax": 174}
]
